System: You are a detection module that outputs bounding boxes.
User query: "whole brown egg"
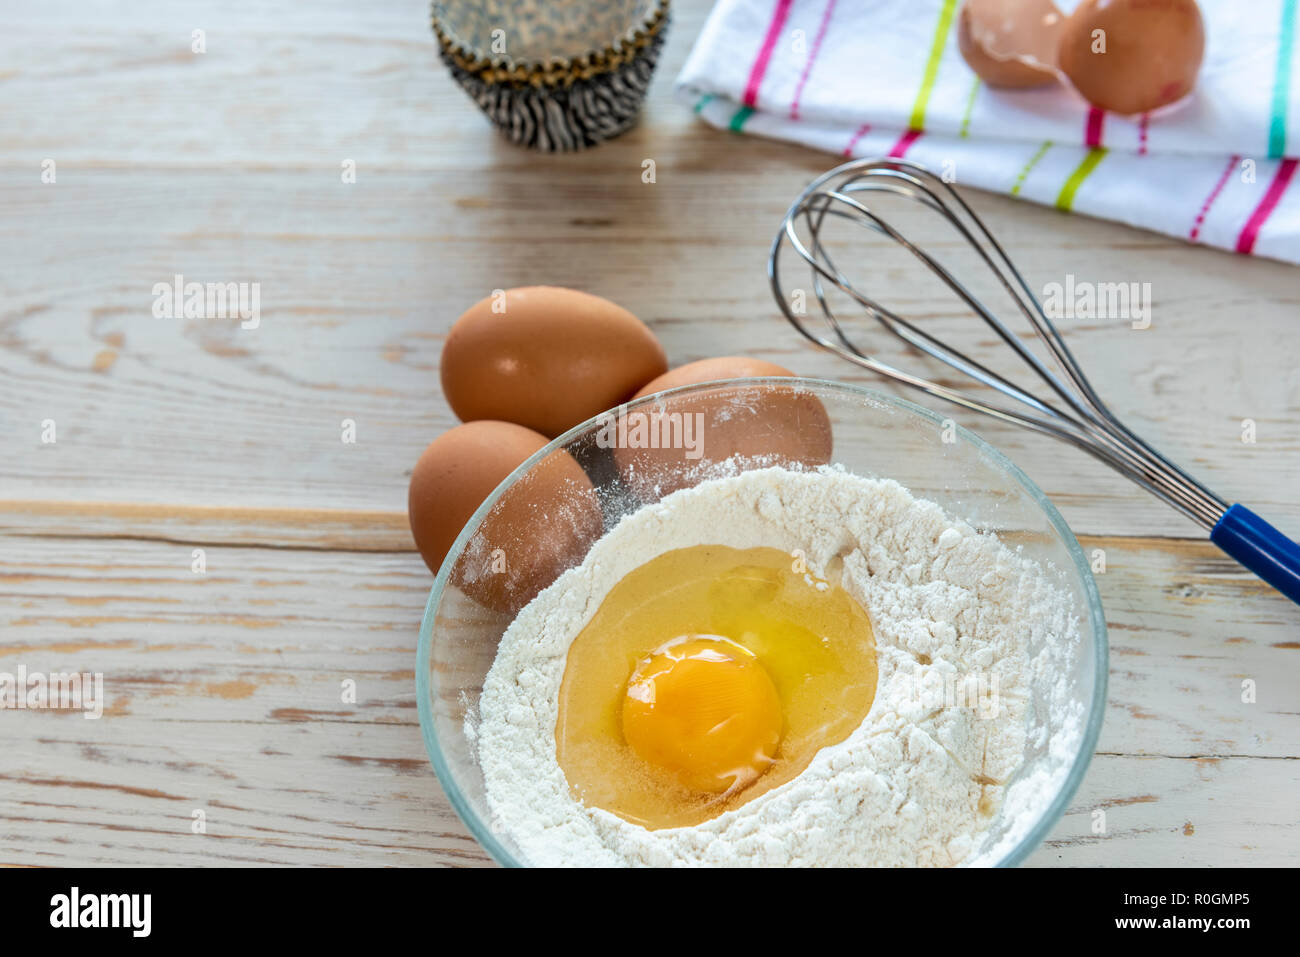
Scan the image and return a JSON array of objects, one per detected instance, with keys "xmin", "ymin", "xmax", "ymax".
[
  {"xmin": 629, "ymin": 356, "xmax": 802, "ymax": 401},
  {"xmin": 408, "ymin": 420, "xmax": 602, "ymax": 614},
  {"xmin": 1058, "ymin": 0, "xmax": 1205, "ymax": 115},
  {"xmin": 440, "ymin": 286, "xmax": 668, "ymax": 439},
  {"xmin": 611, "ymin": 357, "xmax": 834, "ymax": 500}
]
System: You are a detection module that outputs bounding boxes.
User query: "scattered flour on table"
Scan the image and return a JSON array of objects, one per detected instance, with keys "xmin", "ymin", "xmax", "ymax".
[{"xmin": 471, "ymin": 465, "xmax": 1085, "ymax": 867}]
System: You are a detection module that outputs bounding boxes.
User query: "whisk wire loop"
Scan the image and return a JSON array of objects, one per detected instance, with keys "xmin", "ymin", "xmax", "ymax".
[{"xmin": 769, "ymin": 157, "xmax": 1228, "ymax": 530}]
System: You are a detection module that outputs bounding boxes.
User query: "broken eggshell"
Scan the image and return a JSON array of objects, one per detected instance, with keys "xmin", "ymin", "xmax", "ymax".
[{"xmin": 957, "ymin": 0, "xmax": 1066, "ymax": 89}]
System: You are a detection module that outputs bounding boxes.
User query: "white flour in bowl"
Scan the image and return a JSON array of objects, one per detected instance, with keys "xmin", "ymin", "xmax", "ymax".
[{"xmin": 471, "ymin": 465, "xmax": 1082, "ymax": 867}]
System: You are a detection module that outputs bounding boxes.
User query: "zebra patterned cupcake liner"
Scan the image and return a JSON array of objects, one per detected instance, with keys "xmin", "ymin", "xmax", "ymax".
[{"xmin": 431, "ymin": 0, "xmax": 670, "ymax": 152}]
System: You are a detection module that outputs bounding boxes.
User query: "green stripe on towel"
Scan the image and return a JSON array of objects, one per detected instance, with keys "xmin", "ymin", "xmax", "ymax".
[
  {"xmin": 1011, "ymin": 141, "xmax": 1053, "ymax": 195},
  {"xmin": 1056, "ymin": 148, "xmax": 1108, "ymax": 211},
  {"xmin": 728, "ymin": 105, "xmax": 755, "ymax": 132},
  {"xmin": 907, "ymin": 0, "xmax": 958, "ymax": 132}
]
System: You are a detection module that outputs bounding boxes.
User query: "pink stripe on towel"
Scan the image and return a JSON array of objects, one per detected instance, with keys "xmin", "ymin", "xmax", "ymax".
[
  {"xmin": 790, "ymin": 0, "xmax": 838, "ymax": 120},
  {"xmin": 1084, "ymin": 107, "xmax": 1105, "ymax": 148},
  {"xmin": 1189, "ymin": 155, "xmax": 1239, "ymax": 243},
  {"xmin": 842, "ymin": 122, "xmax": 872, "ymax": 156},
  {"xmin": 1236, "ymin": 158, "xmax": 1298, "ymax": 254},
  {"xmin": 743, "ymin": 0, "xmax": 796, "ymax": 109},
  {"xmin": 890, "ymin": 128, "xmax": 924, "ymax": 157}
]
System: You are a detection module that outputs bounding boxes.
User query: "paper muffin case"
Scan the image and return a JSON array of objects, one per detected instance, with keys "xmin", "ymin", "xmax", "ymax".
[{"xmin": 431, "ymin": 0, "xmax": 670, "ymax": 151}]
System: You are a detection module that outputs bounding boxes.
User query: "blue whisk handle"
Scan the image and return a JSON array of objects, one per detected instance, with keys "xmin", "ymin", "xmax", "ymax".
[{"xmin": 1210, "ymin": 504, "xmax": 1300, "ymax": 605}]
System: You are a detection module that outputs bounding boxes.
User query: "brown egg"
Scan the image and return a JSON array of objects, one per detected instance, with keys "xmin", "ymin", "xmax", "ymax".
[
  {"xmin": 631, "ymin": 356, "xmax": 800, "ymax": 400},
  {"xmin": 440, "ymin": 286, "xmax": 668, "ymax": 439},
  {"xmin": 611, "ymin": 360, "xmax": 834, "ymax": 501},
  {"xmin": 408, "ymin": 420, "xmax": 602, "ymax": 615},
  {"xmin": 1059, "ymin": 0, "xmax": 1204, "ymax": 115},
  {"xmin": 957, "ymin": 0, "xmax": 1065, "ymax": 89}
]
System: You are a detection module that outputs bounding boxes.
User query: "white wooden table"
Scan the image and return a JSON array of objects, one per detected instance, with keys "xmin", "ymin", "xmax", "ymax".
[{"xmin": 2, "ymin": 0, "xmax": 1297, "ymax": 867}]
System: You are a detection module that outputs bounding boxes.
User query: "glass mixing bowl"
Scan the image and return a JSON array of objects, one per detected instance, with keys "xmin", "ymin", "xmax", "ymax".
[{"xmin": 416, "ymin": 378, "xmax": 1107, "ymax": 866}]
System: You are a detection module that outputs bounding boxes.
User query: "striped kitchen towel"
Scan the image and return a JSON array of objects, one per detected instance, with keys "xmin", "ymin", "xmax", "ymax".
[{"xmin": 676, "ymin": 0, "xmax": 1300, "ymax": 264}]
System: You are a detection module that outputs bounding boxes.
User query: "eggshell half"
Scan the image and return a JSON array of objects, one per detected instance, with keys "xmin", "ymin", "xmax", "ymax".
[{"xmin": 957, "ymin": 0, "xmax": 1065, "ymax": 89}]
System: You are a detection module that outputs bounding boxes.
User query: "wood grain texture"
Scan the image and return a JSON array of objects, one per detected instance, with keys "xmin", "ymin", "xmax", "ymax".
[
  {"xmin": 2, "ymin": 0, "xmax": 1299, "ymax": 536},
  {"xmin": 1, "ymin": 526, "xmax": 1296, "ymax": 866},
  {"xmin": 1, "ymin": 0, "xmax": 1297, "ymax": 867}
]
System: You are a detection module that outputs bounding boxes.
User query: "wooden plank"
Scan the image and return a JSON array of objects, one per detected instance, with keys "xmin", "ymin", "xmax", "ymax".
[
  {"xmin": 0, "ymin": 531, "xmax": 1295, "ymax": 866},
  {"xmin": 2, "ymin": 0, "xmax": 1295, "ymax": 870},
  {"xmin": 0, "ymin": 539, "xmax": 487, "ymax": 866},
  {"xmin": 0, "ymin": 500, "xmax": 413, "ymax": 551},
  {"xmin": 1083, "ymin": 535, "xmax": 1300, "ymax": 761},
  {"xmin": 1, "ymin": 1, "xmax": 1298, "ymax": 538},
  {"xmin": 1028, "ymin": 754, "xmax": 1298, "ymax": 866}
]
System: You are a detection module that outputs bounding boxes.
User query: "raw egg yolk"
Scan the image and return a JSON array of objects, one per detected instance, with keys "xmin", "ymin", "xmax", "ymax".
[{"xmin": 622, "ymin": 636, "xmax": 783, "ymax": 794}]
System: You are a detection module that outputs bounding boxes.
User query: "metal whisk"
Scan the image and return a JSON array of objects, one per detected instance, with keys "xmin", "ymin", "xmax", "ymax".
[{"xmin": 768, "ymin": 157, "xmax": 1300, "ymax": 606}]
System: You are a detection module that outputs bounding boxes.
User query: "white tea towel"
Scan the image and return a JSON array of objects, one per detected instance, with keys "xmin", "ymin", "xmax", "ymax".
[{"xmin": 675, "ymin": 0, "xmax": 1300, "ymax": 263}]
